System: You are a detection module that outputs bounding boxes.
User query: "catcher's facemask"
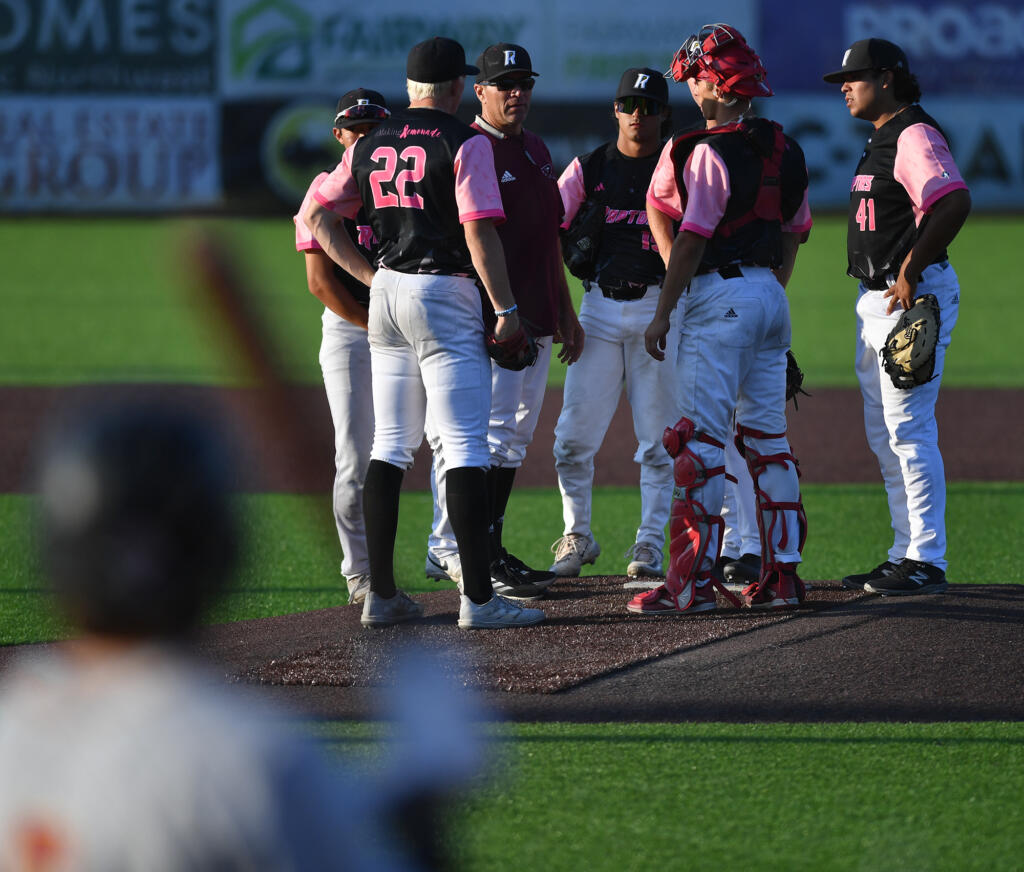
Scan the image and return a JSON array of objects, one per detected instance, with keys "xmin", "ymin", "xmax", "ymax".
[
  {"xmin": 668, "ymin": 23, "xmax": 736, "ymax": 81},
  {"xmin": 667, "ymin": 23, "xmax": 773, "ymax": 98}
]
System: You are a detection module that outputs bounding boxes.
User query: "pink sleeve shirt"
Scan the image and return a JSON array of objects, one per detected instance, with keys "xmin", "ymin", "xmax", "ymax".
[
  {"xmin": 782, "ymin": 190, "xmax": 813, "ymax": 234},
  {"xmin": 295, "ymin": 172, "xmax": 329, "ymax": 251},
  {"xmin": 678, "ymin": 143, "xmax": 731, "ymax": 239},
  {"xmin": 313, "ymin": 146, "xmax": 362, "ymax": 219},
  {"xmin": 646, "ymin": 139, "xmax": 684, "ymax": 221},
  {"xmin": 453, "ymin": 134, "xmax": 505, "ymax": 223},
  {"xmin": 894, "ymin": 123, "xmax": 968, "ymax": 225},
  {"xmin": 557, "ymin": 157, "xmax": 587, "ymax": 229},
  {"xmin": 647, "ymin": 141, "xmax": 731, "ymax": 236}
]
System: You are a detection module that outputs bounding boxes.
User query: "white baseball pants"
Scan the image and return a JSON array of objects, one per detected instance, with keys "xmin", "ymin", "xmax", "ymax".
[
  {"xmin": 554, "ymin": 287, "xmax": 680, "ymax": 551},
  {"xmin": 854, "ymin": 261, "xmax": 960, "ymax": 570},
  {"xmin": 319, "ymin": 311, "xmax": 373, "ymax": 582},
  {"xmin": 428, "ymin": 341, "xmax": 554, "ymax": 559},
  {"xmin": 367, "ymin": 270, "xmax": 491, "ymax": 471},
  {"xmin": 677, "ymin": 267, "xmax": 802, "ymax": 566}
]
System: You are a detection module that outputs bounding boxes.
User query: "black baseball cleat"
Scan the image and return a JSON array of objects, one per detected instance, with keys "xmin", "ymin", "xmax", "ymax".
[
  {"xmin": 490, "ymin": 552, "xmax": 552, "ymax": 600},
  {"xmin": 723, "ymin": 552, "xmax": 761, "ymax": 585},
  {"xmin": 864, "ymin": 559, "xmax": 947, "ymax": 596},
  {"xmin": 841, "ymin": 560, "xmax": 900, "ymax": 591}
]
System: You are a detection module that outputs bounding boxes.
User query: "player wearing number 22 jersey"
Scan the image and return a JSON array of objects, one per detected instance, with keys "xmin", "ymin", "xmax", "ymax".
[{"xmin": 307, "ymin": 36, "xmax": 545, "ymax": 630}]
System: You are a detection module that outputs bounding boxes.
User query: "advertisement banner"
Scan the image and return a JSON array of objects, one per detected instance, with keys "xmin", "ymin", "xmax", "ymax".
[
  {"xmin": 219, "ymin": 0, "xmax": 756, "ymax": 100},
  {"xmin": 761, "ymin": 0, "xmax": 1024, "ymax": 95},
  {"xmin": 770, "ymin": 95, "xmax": 1024, "ymax": 208},
  {"xmin": 0, "ymin": 0, "xmax": 217, "ymax": 94},
  {"xmin": 0, "ymin": 98, "xmax": 221, "ymax": 210}
]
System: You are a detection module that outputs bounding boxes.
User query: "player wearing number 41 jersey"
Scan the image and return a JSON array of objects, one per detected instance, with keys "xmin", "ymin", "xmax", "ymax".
[
  {"xmin": 824, "ymin": 39, "xmax": 970, "ymax": 596},
  {"xmin": 305, "ymin": 36, "xmax": 545, "ymax": 630}
]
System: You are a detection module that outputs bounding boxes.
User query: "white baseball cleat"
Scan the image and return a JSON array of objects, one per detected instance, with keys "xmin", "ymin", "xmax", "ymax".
[
  {"xmin": 360, "ymin": 590, "xmax": 424, "ymax": 627},
  {"xmin": 458, "ymin": 594, "xmax": 545, "ymax": 629},
  {"xmin": 549, "ymin": 533, "xmax": 601, "ymax": 577}
]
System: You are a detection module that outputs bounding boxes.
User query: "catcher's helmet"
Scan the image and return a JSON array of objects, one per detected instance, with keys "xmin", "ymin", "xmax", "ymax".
[
  {"xmin": 37, "ymin": 403, "xmax": 238, "ymax": 637},
  {"xmin": 668, "ymin": 23, "xmax": 773, "ymax": 98}
]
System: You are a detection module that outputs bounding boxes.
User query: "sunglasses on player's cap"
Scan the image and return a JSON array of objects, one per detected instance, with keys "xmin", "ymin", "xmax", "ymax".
[{"xmin": 334, "ymin": 88, "xmax": 390, "ymax": 128}]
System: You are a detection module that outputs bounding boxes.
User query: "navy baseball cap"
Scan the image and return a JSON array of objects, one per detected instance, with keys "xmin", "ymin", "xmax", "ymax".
[
  {"xmin": 476, "ymin": 43, "xmax": 539, "ymax": 83},
  {"xmin": 407, "ymin": 36, "xmax": 479, "ymax": 83},
  {"xmin": 616, "ymin": 67, "xmax": 669, "ymax": 105},
  {"xmin": 333, "ymin": 88, "xmax": 389, "ymax": 129},
  {"xmin": 823, "ymin": 38, "xmax": 909, "ymax": 82}
]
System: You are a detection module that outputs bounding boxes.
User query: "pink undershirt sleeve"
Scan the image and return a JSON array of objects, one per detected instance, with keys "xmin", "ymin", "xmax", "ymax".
[
  {"xmin": 646, "ymin": 139, "xmax": 684, "ymax": 221},
  {"xmin": 678, "ymin": 143, "xmax": 730, "ymax": 238},
  {"xmin": 294, "ymin": 172, "xmax": 329, "ymax": 251},
  {"xmin": 782, "ymin": 189, "xmax": 813, "ymax": 234},
  {"xmin": 894, "ymin": 123, "xmax": 969, "ymax": 223},
  {"xmin": 454, "ymin": 134, "xmax": 505, "ymax": 224},
  {"xmin": 557, "ymin": 157, "xmax": 587, "ymax": 229},
  {"xmin": 312, "ymin": 147, "xmax": 362, "ymax": 219}
]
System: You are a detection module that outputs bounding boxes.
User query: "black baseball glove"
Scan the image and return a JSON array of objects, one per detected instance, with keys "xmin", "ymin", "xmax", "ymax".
[
  {"xmin": 881, "ymin": 293, "xmax": 941, "ymax": 389},
  {"xmin": 786, "ymin": 350, "xmax": 810, "ymax": 409},
  {"xmin": 486, "ymin": 324, "xmax": 538, "ymax": 371}
]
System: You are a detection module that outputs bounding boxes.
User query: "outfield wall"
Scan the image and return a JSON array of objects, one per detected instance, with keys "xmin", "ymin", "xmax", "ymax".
[{"xmin": 2, "ymin": 0, "xmax": 1023, "ymax": 212}]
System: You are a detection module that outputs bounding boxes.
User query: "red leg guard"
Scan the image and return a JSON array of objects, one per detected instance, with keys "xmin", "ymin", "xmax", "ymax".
[
  {"xmin": 662, "ymin": 418, "xmax": 741, "ymax": 608},
  {"xmin": 735, "ymin": 424, "xmax": 808, "ymax": 604}
]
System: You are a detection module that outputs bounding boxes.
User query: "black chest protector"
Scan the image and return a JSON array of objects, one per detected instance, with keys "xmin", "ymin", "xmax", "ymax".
[
  {"xmin": 350, "ymin": 108, "xmax": 481, "ymax": 276},
  {"xmin": 669, "ymin": 118, "xmax": 807, "ymax": 271},
  {"xmin": 846, "ymin": 105, "xmax": 950, "ymax": 283},
  {"xmin": 571, "ymin": 143, "xmax": 667, "ymax": 290}
]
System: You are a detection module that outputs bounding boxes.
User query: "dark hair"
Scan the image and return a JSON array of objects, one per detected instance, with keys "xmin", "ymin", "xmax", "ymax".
[{"xmin": 891, "ymin": 69, "xmax": 922, "ymax": 103}]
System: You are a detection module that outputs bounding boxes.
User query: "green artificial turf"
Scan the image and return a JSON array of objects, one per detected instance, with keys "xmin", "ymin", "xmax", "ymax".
[
  {"xmin": 2, "ymin": 482, "xmax": 1021, "ymax": 645},
  {"xmin": 1, "ymin": 216, "xmax": 1021, "ymax": 387},
  {"xmin": 317, "ymin": 720, "xmax": 1024, "ymax": 871}
]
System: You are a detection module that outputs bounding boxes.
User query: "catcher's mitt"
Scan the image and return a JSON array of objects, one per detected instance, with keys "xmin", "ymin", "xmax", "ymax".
[
  {"xmin": 881, "ymin": 293, "xmax": 941, "ymax": 389},
  {"xmin": 486, "ymin": 325, "xmax": 538, "ymax": 371},
  {"xmin": 786, "ymin": 350, "xmax": 810, "ymax": 409}
]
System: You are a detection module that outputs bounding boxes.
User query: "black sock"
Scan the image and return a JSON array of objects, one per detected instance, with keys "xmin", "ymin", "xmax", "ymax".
[
  {"xmin": 361, "ymin": 460, "xmax": 403, "ymax": 598},
  {"xmin": 447, "ymin": 466, "xmax": 492, "ymax": 604},
  {"xmin": 488, "ymin": 466, "xmax": 517, "ymax": 559}
]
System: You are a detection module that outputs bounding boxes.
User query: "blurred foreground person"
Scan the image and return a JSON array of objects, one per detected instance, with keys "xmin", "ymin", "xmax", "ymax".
[{"xmin": 0, "ymin": 405, "xmax": 418, "ymax": 870}]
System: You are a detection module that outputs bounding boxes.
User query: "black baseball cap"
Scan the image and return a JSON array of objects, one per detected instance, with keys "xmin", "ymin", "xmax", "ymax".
[
  {"xmin": 333, "ymin": 88, "xmax": 389, "ymax": 129},
  {"xmin": 476, "ymin": 43, "xmax": 539, "ymax": 83},
  {"xmin": 616, "ymin": 67, "xmax": 669, "ymax": 105},
  {"xmin": 407, "ymin": 36, "xmax": 478, "ymax": 84},
  {"xmin": 823, "ymin": 38, "xmax": 909, "ymax": 83}
]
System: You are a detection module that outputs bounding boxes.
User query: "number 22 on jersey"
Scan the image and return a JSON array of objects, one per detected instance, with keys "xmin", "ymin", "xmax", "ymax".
[
  {"xmin": 368, "ymin": 146, "xmax": 426, "ymax": 209},
  {"xmin": 855, "ymin": 197, "xmax": 876, "ymax": 232}
]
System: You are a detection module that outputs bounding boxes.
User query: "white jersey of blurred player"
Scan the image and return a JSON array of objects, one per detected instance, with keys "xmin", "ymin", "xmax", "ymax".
[{"xmin": 0, "ymin": 646, "xmax": 400, "ymax": 871}]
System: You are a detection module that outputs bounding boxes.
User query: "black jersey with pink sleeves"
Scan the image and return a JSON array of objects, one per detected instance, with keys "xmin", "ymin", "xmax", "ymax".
[
  {"xmin": 344, "ymin": 107, "xmax": 503, "ymax": 276},
  {"xmin": 846, "ymin": 105, "xmax": 966, "ymax": 283}
]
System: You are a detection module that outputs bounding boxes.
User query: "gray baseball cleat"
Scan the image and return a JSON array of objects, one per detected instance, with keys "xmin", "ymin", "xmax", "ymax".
[
  {"xmin": 549, "ymin": 533, "xmax": 601, "ymax": 576},
  {"xmin": 458, "ymin": 594, "xmax": 545, "ymax": 629},
  {"xmin": 360, "ymin": 590, "xmax": 424, "ymax": 627}
]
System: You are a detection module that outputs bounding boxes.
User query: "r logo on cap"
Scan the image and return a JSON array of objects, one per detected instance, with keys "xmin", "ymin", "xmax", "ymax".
[
  {"xmin": 634, "ymin": 73, "xmax": 650, "ymax": 89},
  {"xmin": 842, "ymin": 49, "xmax": 851, "ymax": 66},
  {"xmin": 504, "ymin": 49, "xmax": 516, "ymax": 66}
]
